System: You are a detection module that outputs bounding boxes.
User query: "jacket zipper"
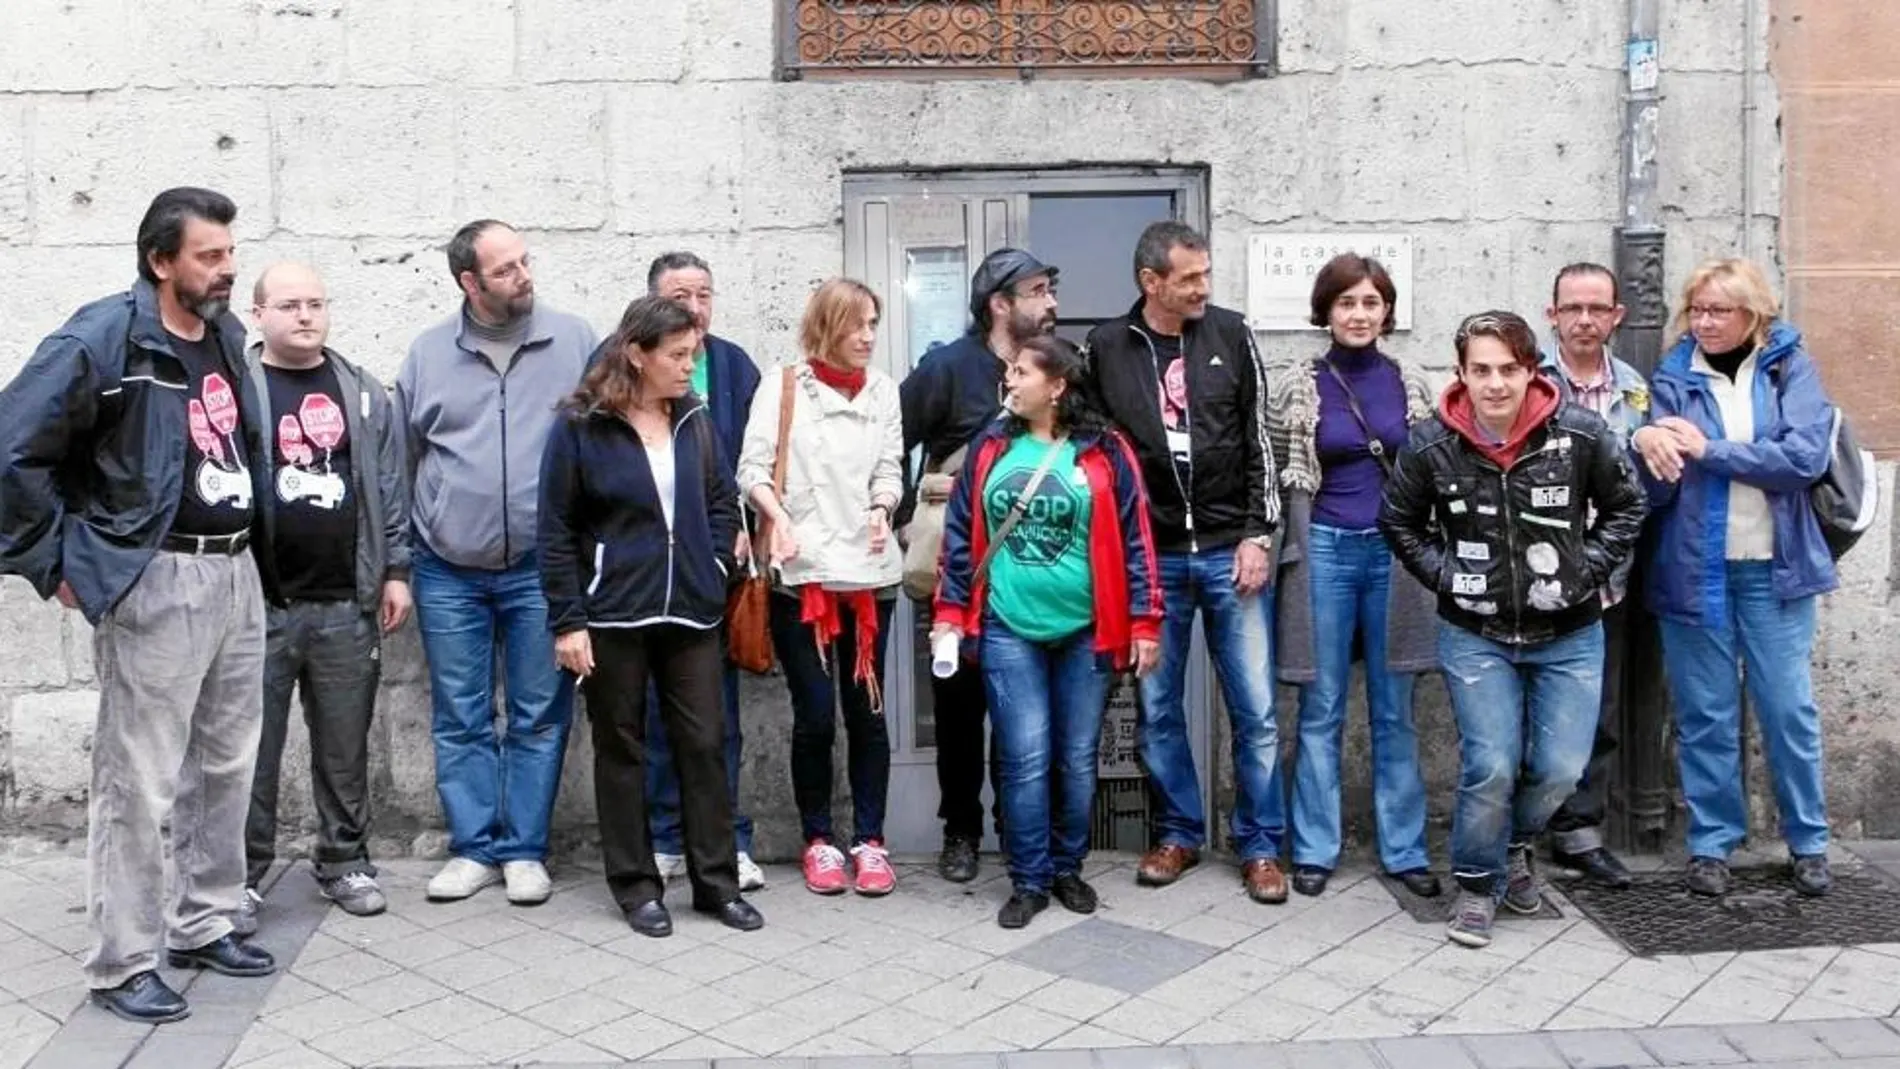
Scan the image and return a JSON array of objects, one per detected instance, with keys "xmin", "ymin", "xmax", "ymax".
[
  {"xmin": 497, "ymin": 371, "xmax": 511, "ymax": 566},
  {"xmin": 658, "ymin": 408, "xmax": 702, "ymax": 618},
  {"xmin": 1132, "ymin": 324, "xmax": 1198, "ymax": 553},
  {"xmin": 1496, "ymin": 467, "xmax": 1522, "ymax": 644}
]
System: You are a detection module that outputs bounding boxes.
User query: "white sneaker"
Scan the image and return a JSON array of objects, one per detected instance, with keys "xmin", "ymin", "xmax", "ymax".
[
  {"xmin": 654, "ymin": 852, "xmax": 687, "ymax": 881},
  {"xmin": 427, "ymin": 857, "xmax": 502, "ymax": 901},
  {"xmin": 503, "ymin": 860, "xmax": 553, "ymax": 905},
  {"xmin": 738, "ymin": 852, "xmax": 766, "ymax": 892}
]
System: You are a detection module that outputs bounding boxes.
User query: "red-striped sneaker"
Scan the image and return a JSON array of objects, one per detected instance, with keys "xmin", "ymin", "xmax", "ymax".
[
  {"xmin": 850, "ymin": 839, "xmax": 897, "ymax": 897},
  {"xmin": 802, "ymin": 839, "xmax": 848, "ymax": 895}
]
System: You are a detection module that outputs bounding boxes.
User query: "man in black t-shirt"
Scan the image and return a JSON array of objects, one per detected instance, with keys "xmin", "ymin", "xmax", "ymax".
[
  {"xmin": 235, "ymin": 262, "xmax": 411, "ymax": 934},
  {"xmin": 0, "ymin": 188, "xmax": 280, "ymax": 1024}
]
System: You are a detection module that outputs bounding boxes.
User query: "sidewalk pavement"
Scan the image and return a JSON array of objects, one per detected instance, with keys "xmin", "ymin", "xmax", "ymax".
[{"xmin": 4, "ymin": 843, "xmax": 1900, "ymax": 1068}]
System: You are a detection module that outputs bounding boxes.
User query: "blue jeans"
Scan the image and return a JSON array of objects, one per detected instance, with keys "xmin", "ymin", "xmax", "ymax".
[
  {"xmin": 645, "ymin": 662, "xmax": 754, "ymax": 856},
  {"xmin": 1441, "ymin": 621, "xmax": 1604, "ymax": 894},
  {"xmin": 1290, "ymin": 526, "xmax": 1428, "ymax": 873},
  {"xmin": 1137, "ymin": 545, "xmax": 1285, "ymax": 862},
  {"xmin": 413, "ymin": 547, "xmax": 575, "ymax": 864},
  {"xmin": 981, "ymin": 620, "xmax": 1111, "ymax": 896},
  {"xmin": 1661, "ymin": 561, "xmax": 1828, "ymax": 858}
]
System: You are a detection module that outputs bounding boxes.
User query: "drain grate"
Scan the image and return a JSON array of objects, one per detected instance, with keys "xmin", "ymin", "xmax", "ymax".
[
  {"xmin": 1557, "ymin": 865, "xmax": 1900, "ymax": 956},
  {"xmin": 1375, "ymin": 871, "xmax": 1563, "ymax": 924}
]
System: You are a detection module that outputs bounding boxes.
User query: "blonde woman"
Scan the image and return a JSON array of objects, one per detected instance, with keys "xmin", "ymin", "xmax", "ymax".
[
  {"xmin": 1631, "ymin": 258, "xmax": 1839, "ymax": 898},
  {"xmin": 737, "ymin": 278, "xmax": 905, "ymax": 897}
]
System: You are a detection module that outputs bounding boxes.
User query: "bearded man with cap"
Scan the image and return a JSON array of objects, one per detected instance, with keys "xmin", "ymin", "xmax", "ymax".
[{"xmin": 899, "ymin": 248, "xmax": 1060, "ymax": 884}]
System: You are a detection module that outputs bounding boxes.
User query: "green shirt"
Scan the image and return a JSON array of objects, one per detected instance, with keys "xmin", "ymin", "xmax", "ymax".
[
  {"xmin": 689, "ymin": 348, "xmax": 709, "ymax": 399},
  {"xmin": 983, "ymin": 435, "xmax": 1093, "ymax": 642}
]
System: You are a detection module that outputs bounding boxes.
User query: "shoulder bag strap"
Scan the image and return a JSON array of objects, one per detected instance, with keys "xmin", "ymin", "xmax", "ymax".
[
  {"xmin": 749, "ymin": 366, "xmax": 797, "ymax": 581},
  {"xmin": 972, "ymin": 435, "xmax": 1068, "ymax": 584},
  {"xmin": 1317, "ymin": 357, "xmax": 1394, "ymax": 478}
]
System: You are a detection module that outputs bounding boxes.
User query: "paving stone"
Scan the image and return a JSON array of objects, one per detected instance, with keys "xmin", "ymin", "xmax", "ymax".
[
  {"xmin": 1283, "ymin": 1038, "xmax": 1386, "ymax": 1069},
  {"xmin": 1714, "ymin": 1022, "xmax": 1834, "ymax": 1061},
  {"xmin": 1633, "ymin": 1026, "xmax": 1743, "ymax": 1064},
  {"xmin": 1463, "ymin": 1033, "xmax": 1567, "ymax": 1069},
  {"xmin": 1810, "ymin": 1017, "xmax": 1900, "ymax": 1058},
  {"xmin": 1096, "ymin": 1045, "xmax": 1193, "ymax": 1068},
  {"xmin": 998, "ymin": 1050, "xmax": 1098, "ymax": 1069},
  {"xmin": 1374, "ymin": 1035, "xmax": 1481, "ymax": 1069},
  {"xmin": 1189, "ymin": 1042, "xmax": 1295, "ymax": 1069},
  {"xmin": 907, "ymin": 1054, "xmax": 1004, "ymax": 1069},
  {"xmin": 1544, "ymin": 1029, "xmax": 1657, "ymax": 1067}
]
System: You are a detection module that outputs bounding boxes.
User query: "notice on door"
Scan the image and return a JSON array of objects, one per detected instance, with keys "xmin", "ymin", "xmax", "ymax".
[
  {"xmin": 1245, "ymin": 232, "xmax": 1414, "ymax": 332},
  {"xmin": 1098, "ymin": 674, "xmax": 1141, "ymax": 779},
  {"xmin": 905, "ymin": 247, "xmax": 970, "ymax": 361}
]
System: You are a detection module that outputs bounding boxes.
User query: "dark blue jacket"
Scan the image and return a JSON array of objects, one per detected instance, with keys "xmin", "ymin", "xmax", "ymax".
[
  {"xmin": 897, "ymin": 333, "xmax": 1007, "ymax": 525},
  {"xmin": 585, "ymin": 333, "xmax": 760, "ymax": 478},
  {"xmin": 538, "ymin": 396, "xmax": 740, "ymax": 634},
  {"xmin": 1641, "ymin": 320, "xmax": 1838, "ymax": 626},
  {"xmin": 0, "ymin": 279, "xmax": 281, "ymax": 623}
]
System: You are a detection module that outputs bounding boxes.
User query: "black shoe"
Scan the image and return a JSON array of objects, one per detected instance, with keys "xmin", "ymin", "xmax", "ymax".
[
  {"xmin": 1292, "ymin": 866, "xmax": 1330, "ymax": 897},
  {"xmin": 90, "ymin": 971, "xmax": 189, "ymax": 1024},
  {"xmin": 626, "ymin": 901, "xmax": 674, "ymax": 938},
  {"xmin": 997, "ymin": 891, "xmax": 1049, "ymax": 929},
  {"xmin": 1553, "ymin": 846, "xmax": 1634, "ymax": 889},
  {"xmin": 167, "ymin": 934, "xmax": 276, "ymax": 977},
  {"xmin": 939, "ymin": 836, "xmax": 980, "ymax": 883},
  {"xmin": 1391, "ymin": 868, "xmax": 1443, "ymax": 898},
  {"xmin": 1051, "ymin": 873, "xmax": 1098, "ymax": 914},
  {"xmin": 1685, "ymin": 855, "xmax": 1730, "ymax": 897},
  {"xmin": 699, "ymin": 898, "xmax": 765, "ymax": 931},
  {"xmin": 1792, "ymin": 853, "xmax": 1833, "ymax": 897}
]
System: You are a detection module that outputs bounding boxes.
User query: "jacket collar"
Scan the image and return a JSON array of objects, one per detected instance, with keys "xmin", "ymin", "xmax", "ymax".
[
  {"xmin": 453, "ymin": 304, "xmax": 557, "ymax": 355},
  {"xmin": 1123, "ymin": 297, "xmax": 1198, "ymax": 342},
  {"xmin": 1656, "ymin": 320, "xmax": 1802, "ymax": 385},
  {"xmin": 129, "ymin": 277, "xmax": 247, "ymax": 360}
]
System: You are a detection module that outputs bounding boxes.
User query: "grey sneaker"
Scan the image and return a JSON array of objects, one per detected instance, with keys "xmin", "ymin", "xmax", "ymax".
[
  {"xmin": 231, "ymin": 887, "xmax": 262, "ymax": 937},
  {"xmin": 1503, "ymin": 843, "xmax": 1542, "ymax": 914},
  {"xmin": 318, "ymin": 871, "xmax": 388, "ymax": 916},
  {"xmin": 1446, "ymin": 890, "xmax": 1496, "ymax": 948},
  {"xmin": 1791, "ymin": 853, "xmax": 1832, "ymax": 897},
  {"xmin": 1685, "ymin": 855, "xmax": 1730, "ymax": 896}
]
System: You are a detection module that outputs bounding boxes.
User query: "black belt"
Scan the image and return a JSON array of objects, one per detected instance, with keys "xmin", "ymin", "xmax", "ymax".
[{"xmin": 161, "ymin": 529, "xmax": 251, "ymax": 556}]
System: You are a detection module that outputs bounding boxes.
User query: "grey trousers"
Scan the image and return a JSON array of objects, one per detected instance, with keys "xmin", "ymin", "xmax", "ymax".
[
  {"xmin": 246, "ymin": 601, "xmax": 381, "ymax": 888},
  {"xmin": 85, "ymin": 551, "xmax": 266, "ymax": 989}
]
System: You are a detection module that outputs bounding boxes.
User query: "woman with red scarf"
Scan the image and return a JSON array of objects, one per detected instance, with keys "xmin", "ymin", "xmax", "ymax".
[{"xmin": 736, "ymin": 278, "xmax": 906, "ymax": 897}]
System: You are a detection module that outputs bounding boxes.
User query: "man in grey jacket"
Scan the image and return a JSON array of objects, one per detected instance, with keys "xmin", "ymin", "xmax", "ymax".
[
  {"xmin": 238, "ymin": 263, "xmax": 411, "ymax": 933},
  {"xmin": 396, "ymin": 220, "xmax": 598, "ymax": 905}
]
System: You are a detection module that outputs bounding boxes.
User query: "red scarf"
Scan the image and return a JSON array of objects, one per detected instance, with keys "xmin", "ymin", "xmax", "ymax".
[
  {"xmin": 807, "ymin": 358, "xmax": 866, "ymax": 400},
  {"xmin": 798, "ymin": 586, "xmax": 883, "ymax": 714}
]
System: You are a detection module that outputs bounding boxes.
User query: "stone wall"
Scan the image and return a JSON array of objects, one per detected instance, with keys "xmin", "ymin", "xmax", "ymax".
[{"xmin": 6, "ymin": 0, "xmax": 1897, "ymax": 859}]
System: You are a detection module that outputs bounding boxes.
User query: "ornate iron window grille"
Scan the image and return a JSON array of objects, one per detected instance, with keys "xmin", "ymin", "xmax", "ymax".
[{"xmin": 777, "ymin": 1, "xmax": 1275, "ymax": 79}]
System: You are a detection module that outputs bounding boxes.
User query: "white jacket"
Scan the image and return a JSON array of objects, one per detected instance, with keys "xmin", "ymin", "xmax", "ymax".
[{"xmin": 737, "ymin": 363, "xmax": 905, "ymax": 591}]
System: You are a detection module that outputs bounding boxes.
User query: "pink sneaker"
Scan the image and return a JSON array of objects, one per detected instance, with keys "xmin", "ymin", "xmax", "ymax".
[
  {"xmin": 850, "ymin": 839, "xmax": 897, "ymax": 897},
  {"xmin": 802, "ymin": 839, "xmax": 848, "ymax": 895}
]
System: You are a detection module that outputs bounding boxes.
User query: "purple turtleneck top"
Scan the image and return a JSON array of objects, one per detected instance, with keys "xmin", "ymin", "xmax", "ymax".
[{"xmin": 1313, "ymin": 343, "xmax": 1410, "ymax": 530}]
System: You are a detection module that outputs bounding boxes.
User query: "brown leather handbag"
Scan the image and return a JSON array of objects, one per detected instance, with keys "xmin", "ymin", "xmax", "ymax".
[{"xmin": 728, "ymin": 367, "xmax": 796, "ymax": 673}]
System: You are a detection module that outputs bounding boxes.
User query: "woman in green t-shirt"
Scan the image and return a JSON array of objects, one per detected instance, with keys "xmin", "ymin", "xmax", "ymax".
[{"xmin": 932, "ymin": 335, "xmax": 1164, "ymax": 930}]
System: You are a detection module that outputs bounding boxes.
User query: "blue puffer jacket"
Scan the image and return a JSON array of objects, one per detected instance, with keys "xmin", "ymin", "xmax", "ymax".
[{"xmin": 1641, "ymin": 320, "xmax": 1838, "ymax": 627}]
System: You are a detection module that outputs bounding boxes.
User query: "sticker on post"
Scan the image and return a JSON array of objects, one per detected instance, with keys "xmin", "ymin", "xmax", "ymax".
[
  {"xmin": 1531, "ymin": 485, "xmax": 1571, "ymax": 509},
  {"xmin": 1451, "ymin": 573, "xmax": 1487, "ymax": 595},
  {"xmin": 1455, "ymin": 540, "xmax": 1491, "ymax": 562}
]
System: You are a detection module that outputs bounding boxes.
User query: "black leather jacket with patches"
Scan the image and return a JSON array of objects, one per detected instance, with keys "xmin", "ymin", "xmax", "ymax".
[{"xmin": 1378, "ymin": 403, "xmax": 1646, "ymax": 647}]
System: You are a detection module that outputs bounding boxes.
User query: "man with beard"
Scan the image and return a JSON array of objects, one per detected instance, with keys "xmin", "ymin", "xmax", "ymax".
[
  {"xmin": 1083, "ymin": 221, "xmax": 1287, "ymax": 904},
  {"xmin": 1536, "ymin": 262, "xmax": 1653, "ymax": 888},
  {"xmin": 900, "ymin": 247, "xmax": 1059, "ymax": 884},
  {"xmin": 396, "ymin": 220, "xmax": 597, "ymax": 906},
  {"xmin": 0, "ymin": 187, "xmax": 280, "ymax": 1023},
  {"xmin": 235, "ymin": 263, "xmax": 412, "ymax": 934}
]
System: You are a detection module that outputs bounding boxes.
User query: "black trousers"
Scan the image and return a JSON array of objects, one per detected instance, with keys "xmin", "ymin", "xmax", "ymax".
[
  {"xmin": 933, "ymin": 664, "xmax": 1002, "ymax": 842},
  {"xmin": 1548, "ymin": 573, "xmax": 1662, "ymax": 850},
  {"xmin": 584, "ymin": 625, "xmax": 738, "ymax": 912},
  {"xmin": 247, "ymin": 601, "xmax": 380, "ymax": 888}
]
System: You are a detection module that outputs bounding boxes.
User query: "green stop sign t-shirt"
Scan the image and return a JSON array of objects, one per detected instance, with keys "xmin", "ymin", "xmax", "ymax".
[{"xmin": 982, "ymin": 435, "xmax": 1094, "ymax": 643}]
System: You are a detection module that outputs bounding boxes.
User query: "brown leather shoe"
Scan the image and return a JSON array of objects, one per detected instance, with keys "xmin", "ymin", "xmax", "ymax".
[
  {"xmin": 1243, "ymin": 858, "xmax": 1289, "ymax": 904},
  {"xmin": 1136, "ymin": 845, "xmax": 1200, "ymax": 886}
]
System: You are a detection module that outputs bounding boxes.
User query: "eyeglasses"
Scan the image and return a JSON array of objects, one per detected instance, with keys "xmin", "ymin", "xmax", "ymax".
[
  {"xmin": 1687, "ymin": 303, "xmax": 1739, "ymax": 321},
  {"xmin": 1556, "ymin": 302, "xmax": 1618, "ymax": 319},
  {"xmin": 266, "ymin": 298, "xmax": 329, "ymax": 314}
]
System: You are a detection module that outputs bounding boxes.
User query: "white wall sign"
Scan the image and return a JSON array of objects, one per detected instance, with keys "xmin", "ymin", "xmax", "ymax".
[{"xmin": 1246, "ymin": 232, "xmax": 1415, "ymax": 332}]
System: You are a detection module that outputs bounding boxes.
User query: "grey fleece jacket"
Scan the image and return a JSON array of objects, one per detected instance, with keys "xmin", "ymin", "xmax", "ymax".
[
  {"xmin": 395, "ymin": 305, "xmax": 598, "ymax": 570},
  {"xmin": 246, "ymin": 344, "xmax": 411, "ymax": 608}
]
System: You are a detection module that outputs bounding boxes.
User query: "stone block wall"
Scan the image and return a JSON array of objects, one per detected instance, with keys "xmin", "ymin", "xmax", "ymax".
[{"xmin": 5, "ymin": 0, "xmax": 1898, "ymax": 859}]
